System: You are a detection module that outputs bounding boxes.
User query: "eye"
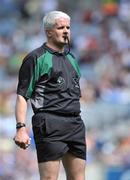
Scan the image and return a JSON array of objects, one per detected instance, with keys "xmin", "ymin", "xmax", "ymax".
[
  {"xmin": 57, "ymin": 26, "xmax": 70, "ymax": 30},
  {"xmin": 57, "ymin": 26, "xmax": 64, "ymax": 30}
]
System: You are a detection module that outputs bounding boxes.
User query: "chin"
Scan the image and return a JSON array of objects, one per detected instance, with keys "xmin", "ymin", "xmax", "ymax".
[
  {"xmin": 58, "ymin": 42, "xmax": 66, "ymax": 46},
  {"xmin": 62, "ymin": 41, "xmax": 68, "ymax": 45}
]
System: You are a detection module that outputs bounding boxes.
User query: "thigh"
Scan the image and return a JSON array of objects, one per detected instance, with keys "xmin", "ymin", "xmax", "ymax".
[
  {"xmin": 38, "ymin": 160, "xmax": 60, "ymax": 180},
  {"xmin": 32, "ymin": 112, "xmax": 69, "ymax": 162},
  {"xmin": 68, "ymin": 117, "xmax": 86, "ymax": 161},
  {"xmin": 62, "ymin": 153, "xmax": 86, "ymax": 180}
]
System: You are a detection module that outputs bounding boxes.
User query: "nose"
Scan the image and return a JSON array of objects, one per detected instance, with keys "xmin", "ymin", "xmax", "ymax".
[
  {"xmin": 63, "ymin": 27, "xmax": 69, "ymax": 33},
  {"xmin": 63, "ymin": 31, "xmax": 68, "ymax": 38}
]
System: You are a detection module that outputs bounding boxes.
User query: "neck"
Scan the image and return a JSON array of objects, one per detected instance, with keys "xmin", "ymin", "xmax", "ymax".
[{"xmin": 46, "ymin": 42, "xmax": 64, "ymax": 53}]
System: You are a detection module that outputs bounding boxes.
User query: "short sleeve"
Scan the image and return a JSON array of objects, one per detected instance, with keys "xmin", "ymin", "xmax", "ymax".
[{"xmin": 17, "ymin": 54, "xmax": 35, "ymax": 100}]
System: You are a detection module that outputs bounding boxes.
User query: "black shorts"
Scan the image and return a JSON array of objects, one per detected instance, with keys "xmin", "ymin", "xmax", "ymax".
[{"xmin": 32, "ymin": 112, "xmax": 86, "ymax": 163}]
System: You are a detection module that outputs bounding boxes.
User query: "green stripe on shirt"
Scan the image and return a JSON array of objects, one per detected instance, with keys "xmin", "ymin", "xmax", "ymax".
[{"xmin": 26, "ymin": 51, "xmax": 53, "ymax": 98}]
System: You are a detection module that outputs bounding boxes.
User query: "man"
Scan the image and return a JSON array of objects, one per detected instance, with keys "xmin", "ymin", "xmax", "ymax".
[{"xmin": 14, "ymin": 11, "xmax": 86, "ymax": 180}]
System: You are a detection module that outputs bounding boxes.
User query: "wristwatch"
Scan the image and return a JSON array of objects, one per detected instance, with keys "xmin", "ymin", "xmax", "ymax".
[{"xmin": 16, "ymin": 122, "xmax": 26, "ymax": 129}]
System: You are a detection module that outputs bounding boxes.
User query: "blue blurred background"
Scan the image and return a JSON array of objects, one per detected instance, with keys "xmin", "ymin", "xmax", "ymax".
[{"xmin": 0, "ymin": 0, "xmax": 130, "ymax": 179}]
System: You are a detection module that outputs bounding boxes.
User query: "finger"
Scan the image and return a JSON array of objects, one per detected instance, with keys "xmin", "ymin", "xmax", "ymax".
[
  {"xmin": 14, "ymin": 140, "xmax": 21, "ymax": 146},
  {"xmin": 13, "ymin": 137, "xmax": 19, "ymax": 144},
  {"xmin": 25, "ymin": 144, "xmax": 30, "ymax": 149},
  {"xmin": 21, "ymin": 141, "xmax": 30, "ymax": 149},
  {"xmin": 25, "ymin": 140, "xmax": 31, "ymax": 149},
  {"xmin": 16, "ymin": 142, "xmax": 24, "ymax": 148},
  {"xmin": 24, "ymin": 138, "xmax": 31, "ymax": 149},
  {"xmin": 14, "ymin": 140, "xmax": 26, "ymax": 149},
  {"xmin": 13, "ymin": 137, "xmax": 31, "ymax": 149},
  {"xmin": 19, "ymin": 142, "xmax": 27, "ymax": 149},
  {"xmin": 14, "ymin": 139, "xmax": 22, "ymax": 146},
  {"xmin": 27, "ymin": 137, "xmax": 31, "ymax": 145}
]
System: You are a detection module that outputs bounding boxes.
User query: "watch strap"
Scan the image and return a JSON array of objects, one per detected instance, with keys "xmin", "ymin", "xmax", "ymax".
[{"xmin": 16, "ymin": 122, "xmax": 26, "ymax": 129}]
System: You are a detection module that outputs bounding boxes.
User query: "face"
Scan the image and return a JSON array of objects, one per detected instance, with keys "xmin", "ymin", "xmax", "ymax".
[{"xmin": 46, "ymin": 17, "xmax": 70, "ymax": 49}]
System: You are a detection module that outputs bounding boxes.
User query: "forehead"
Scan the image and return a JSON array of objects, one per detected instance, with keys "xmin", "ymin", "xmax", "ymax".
[{"xmin": 55, "ymin": 18, "xmax": 70, "ymax": 27}]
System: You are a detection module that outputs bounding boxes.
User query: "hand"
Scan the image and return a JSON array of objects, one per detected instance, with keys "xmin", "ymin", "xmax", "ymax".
[{"xmin": 13, "ymin": 127, "xmax": 31, "ymax": 150}]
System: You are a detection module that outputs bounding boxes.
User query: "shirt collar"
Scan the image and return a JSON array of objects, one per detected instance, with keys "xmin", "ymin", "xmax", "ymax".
[{"xmin": 42, "ymin": 43, "xmax": 69, "ymax": 56}]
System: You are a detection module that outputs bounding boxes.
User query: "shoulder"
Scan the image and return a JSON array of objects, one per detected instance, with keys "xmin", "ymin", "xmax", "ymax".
[
  {"xmin": 67, "ymin": 52, "xmax": 76, "ymax": 59},
  {"xmin": 67, "ymin": 52, "xmax": 79, "ymax": 64},
  {"xmin": 22, "ymin": 44, "xmax": 46, "ymax": 66}
]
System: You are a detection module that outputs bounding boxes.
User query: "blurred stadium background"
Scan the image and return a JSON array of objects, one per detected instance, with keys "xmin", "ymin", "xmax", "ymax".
[{"xmin": 0, "ymin": 0, "xmax": 130, "ymax": 179}]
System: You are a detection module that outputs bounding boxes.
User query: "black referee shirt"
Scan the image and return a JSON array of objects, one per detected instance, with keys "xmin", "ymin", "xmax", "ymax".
[{"xmin": 17, "ymin": 43, "xmax": 81, "ymax": 114}]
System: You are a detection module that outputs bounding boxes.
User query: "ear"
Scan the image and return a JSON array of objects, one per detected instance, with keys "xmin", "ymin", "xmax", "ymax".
[{"xmin": 46, "ymin": 30, "xmax": 52, "ymax": 38}]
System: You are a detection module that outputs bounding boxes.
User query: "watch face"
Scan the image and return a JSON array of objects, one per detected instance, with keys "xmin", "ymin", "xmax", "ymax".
[{"xmin": 16, "ymin": 123, "xmax": 25, "ymax": 129}]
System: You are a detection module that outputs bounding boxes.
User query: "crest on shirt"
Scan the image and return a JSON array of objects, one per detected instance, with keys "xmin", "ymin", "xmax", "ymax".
[{"xmin": 57, "ymin": 76, "xmax": 65, "ymax": 84}]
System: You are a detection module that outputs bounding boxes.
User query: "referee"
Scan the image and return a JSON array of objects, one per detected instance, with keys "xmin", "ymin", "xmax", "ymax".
[{"xmin": 14, "ymin": 11, "xmax": 86, "ymax": 180}]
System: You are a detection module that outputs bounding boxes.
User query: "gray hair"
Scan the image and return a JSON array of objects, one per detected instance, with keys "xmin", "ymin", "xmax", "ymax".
[{"xmin": 43, "ymin": 11, "xmax": 70, "ymax": 29}]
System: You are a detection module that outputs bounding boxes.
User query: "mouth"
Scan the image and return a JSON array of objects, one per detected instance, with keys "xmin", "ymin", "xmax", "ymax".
[{"xmin": 63, "ymin": 35, "xmax": 69, "ymax": 42}]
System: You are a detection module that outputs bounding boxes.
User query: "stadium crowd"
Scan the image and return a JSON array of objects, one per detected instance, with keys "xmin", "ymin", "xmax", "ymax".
[{"xmin": 0, "ymin": 0, "xmax": 130, "ymax": 179}]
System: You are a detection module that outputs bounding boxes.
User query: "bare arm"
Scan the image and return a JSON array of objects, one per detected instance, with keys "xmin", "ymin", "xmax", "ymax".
[
  {"xmin": 14, "ymin": 94, "xmax": 31, "ymax": 149},
  {"xmin": 15, "ymin": 94, "xmax": 27, "ymax": 123}
]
